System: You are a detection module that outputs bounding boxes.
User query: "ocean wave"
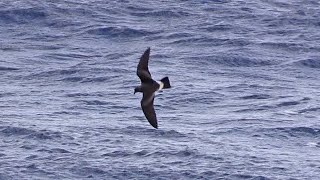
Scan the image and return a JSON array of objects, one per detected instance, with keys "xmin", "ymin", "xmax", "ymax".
[
  {"xmin": 288, "ymin": 127, "xmax": 320, "ymax": 136},
  {"xmin": 156, "ymin": 129, "xmax": 190, "ymax": 138},
  {"xmin": 20, "ymin": 144, "xmax": 36, "ymax": 150},
  {"xmin": 213, "ymin": 55, "xmax": 274, "ymax": 67},
  {"xmin": 1, "ymin": 126, "xmax": 36, "ymax": 136},
  {"xmin": 201, "ymin": 23, "xmax": 234, "ymax": 32},
  {"xmin": 239, "ymin": 94, "xmax": 272, "ymax": 100},
  {"xmin": 166, "ymin": 37, "xmax": 239, "ymax": 46},
  {"xmin": 80, "ymin": 100, "xmax": 108, "ymax": 106},
  {"xmin": 298, "ymin": 107, "xmax": 320, "ymax": 113},
  {"xmin": 126, "ymin": 5, "xmax": 152, "ymax": 12},
  {"xmin": 37, "ymin": 148, "xmax": 71, "ymax": 154},
  {"xmin": 238, "ymin": 97, "xmax": 311, "ymax": 112},
  {"xmin": 182, "ymin": 54, "xmax": 275, "ymax": 67},
  {"xmin": 129, "ymin": 9, "xmax": 191, "ymax": 18},
  {"xmin": 103, "ymin": 148, "xmax": 198, "ymax": 158},
  {"xmin": 65, "ymin": 93, "xmax": 103, "ymax": 98},
  {"xmin": 123, "ymin": 126, "xmax": 188, "ymax": 138},
  {"xmin": 28, "ymin": 67, "xmax": 121, "ymax": 82},
  {"xmin": 85, "ymin": 26, "xmax": 158, "ymax": 38},
  {"xmin": 0, "ymin": 92, "xmax": 15, "ymax": 98},
  {"xmin": 60, "ymin": 77, "xmax": 84, "ymax": 82},
  {"xmin": 0, "ymin": 126, "xmax": 64, "ymax": 140},
  {"xmin": 163, "ymin": 32, "xmax": 193, "ymax": 39},
  {"xmin": 174, "ymin": 95, "xmax": 216, "ymax": 106},
  {"xmin": 144, "ymin": 148, "xmax": 198, "ymax": 158},
  {"xmin": 259, "ymin": 41, "xmax": 307, "ymax": 52},
  {"xmin": 262, "ymin": 15, "xmax": 320, "ymax": 29},
  {"xmin": 171, "ymin": 148, "xmax": 198, "ymax": 157},
  {"xmin": 41, "ymin": 53, "xmax": 94, "ymax": 61},
  {"xmin": 260, "ymin": 126, "xmax": 320, "ymax": 138},
  {"xmin": 80, "ymin": 77, "xmax": 112, "ymax": 83},
  {"xmin": 276, "ymin": 100, "xmax": 301, "ymax": 107},
  {"xmin": 0, "ymin": 66, "xmax": 19, "ymax": 71},
  {"xmin": 230, "ymin": 174, "xmax": 271, "ymax": 180},
  {"xmin": 234, "ymin": 107, "xmax": 270, "ymax": 113},
  {"xmin": 0, "ymin": 7, "xmax": 47, "ymax": 24},
  {"xmin": 133, "ymin": 150, "xmax": 149, "ymax": 156},
  {"xmin": 70, "ymin": 166, "xmax": 107, "ymax": 177},
  {"xmin": 26, "ymin": 131, "xmax": 63, "ymax": 140},
  {"xmin": 293, "ymin": 58, "xmax": 320, "ymax": 68},
  {"xmin": 0, "ymin": 173, "xmax": 12, "ymax": 180},
  {"xmin": 102, "ymin": 150, "xmax": 132, "ymax": 157},
  {"xmin": 29, "ymin": 69, "xmax": 79, "ymax": 78},
  {"xmin": 52, "ymin": 111, "xmax": 82, "ymax": 116}
]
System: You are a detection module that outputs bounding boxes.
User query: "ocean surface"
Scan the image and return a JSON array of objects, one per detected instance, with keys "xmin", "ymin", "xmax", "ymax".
[{"xmin": 1, "ymin": 0, "xmax": 320, "ymax": 179}]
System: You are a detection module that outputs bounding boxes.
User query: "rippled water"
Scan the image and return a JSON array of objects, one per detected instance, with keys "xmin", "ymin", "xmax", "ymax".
[{"xmin": 1, "ymin": 0, "xmax": 320, "ymax": 179}]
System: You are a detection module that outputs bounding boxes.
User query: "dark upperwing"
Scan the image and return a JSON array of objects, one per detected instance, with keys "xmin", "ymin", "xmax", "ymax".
[
  {"xmin": 141, "ymin": 92, "xmax": 158, "ymax": 129},
  {"xmin": 137, "ymin": 47, "xmax": 152, "ymax": 83}
]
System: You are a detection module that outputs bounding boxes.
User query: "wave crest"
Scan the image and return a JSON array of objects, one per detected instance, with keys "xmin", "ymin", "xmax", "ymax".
[
  {"xmin": 0, "ymin": 126, "xmax": 64, "ymax": 140},
  {"xmin": 0, "ymin": 8, "xmax": 47, "ymax": 24},
  {"xmin": 260, "ymin": 126, "xmax": 320, "ymax": 138},
  {"xmin": 294, "ymin": 58, "xmax": 320, "ymax": 68},
  {"xmin": 85, "ymin": 26, "xmax": 157, "ymax": 38}
]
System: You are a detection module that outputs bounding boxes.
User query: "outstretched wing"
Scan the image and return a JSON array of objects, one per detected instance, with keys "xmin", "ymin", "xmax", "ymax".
[
  {"xmin": 137, "ymin": 47, "xmax": 152, "ymax": 82},
  {"xmin": 141, "ymin": 92, "xmax": 158, "ymax": 128}
]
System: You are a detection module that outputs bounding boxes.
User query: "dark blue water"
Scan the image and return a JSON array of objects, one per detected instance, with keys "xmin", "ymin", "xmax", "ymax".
[{"xmin": 1, "ymin": 0, "xmax": 320, "ymax": 179}]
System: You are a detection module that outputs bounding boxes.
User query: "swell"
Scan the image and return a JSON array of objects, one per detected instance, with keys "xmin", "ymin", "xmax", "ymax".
[
  {"xmin": 239, "ymin": 94, "xmax": 272, "ymax": 100},
  {"xmin": 0, "ymin": 66, "xmax": 19, "ymax": 71},
  {"xmin": 261, "ymin": 14, "xmax": 320, "ymax": 28},
  {"xmin": 183, "ymin": 54, "xmax": 276, "ymax": 67},
  {"xmin": 70, "ymin": 166, "xmax": 107, "ymax": 176},
  {"xmin": 102, "ymin": 148, "xmax": 199, "ymax": 158},
  {"xmin": 258, "ymin": 126, "xmax": 320, "ymax": 138},
  {"xmin": 128, "ymin": 9, "xmax": 191, "ymax": 18},
  {"xmin": 0, "ymin": 7, "xmax": 47, "ymax": 24},
  {"xmin": 213, "ymin": 55, "xmax": 274, "ymax": 67},
  {"xmin": 236, "ymin": 97, "xmax": 309, "ymax": 113},
  {"xmin": 166, "ymin": 36, "xmax": 251, "ymax": 47},
  {"xmin": 84, "ymin": 26, "xmax": 159, "ymax": 38},
  {"xmin": 299, "ymin": 107, "xmax": 320, "ymax": 113},
  {"xmin": 25, "ymin": 66, "xmax": 125, "ymax": 83},
  {"xmin": 0, "ymin": 126, "xmax": 67, "ymax": 140},
  {"xmin": 27, "ymin": 69, "xmax": 79, "ymax": 78},
  {"xmin": 122, "ymin": 126, "xmax": 191, "ymax": 139},
  {"xmin": 292, "ymin": 58, "xmax": 320, "ymax": 69},
  {"xmin": 258, "ymin": 41, "xmax": 319, "ymax": 53}
]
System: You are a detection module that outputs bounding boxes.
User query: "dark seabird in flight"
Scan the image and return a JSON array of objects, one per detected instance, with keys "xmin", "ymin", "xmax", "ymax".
[{"xmin": 134, "ymin": 47, "xmax": 171, "ymax": 129}]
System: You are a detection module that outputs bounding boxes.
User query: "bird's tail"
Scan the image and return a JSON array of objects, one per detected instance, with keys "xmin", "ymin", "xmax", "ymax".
[{"xmin": 160, "ymin": 77, "xmax": 171, "ymax": 89}]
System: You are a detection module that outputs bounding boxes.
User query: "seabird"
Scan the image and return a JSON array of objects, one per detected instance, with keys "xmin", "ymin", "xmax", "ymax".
[{"xmin": 134, "ymin": 47, "xmax": 171, "ymax": 128}]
